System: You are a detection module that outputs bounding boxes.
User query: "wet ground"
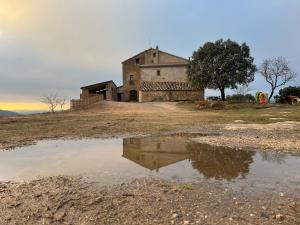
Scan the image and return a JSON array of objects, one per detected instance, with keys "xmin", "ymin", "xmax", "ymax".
[{"xmin": 1, "ymin": 136, "xmax": 300, "ymax": 194}]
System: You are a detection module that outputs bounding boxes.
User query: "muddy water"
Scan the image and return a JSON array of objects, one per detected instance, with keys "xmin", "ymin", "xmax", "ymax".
[{"xmin": 0, "ymin": 136, "xmax": 300, "ymax": 191}]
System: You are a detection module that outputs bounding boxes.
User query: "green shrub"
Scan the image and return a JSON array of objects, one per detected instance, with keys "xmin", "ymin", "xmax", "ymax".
[
  {"xmin": 226, "ymin": 94, "xmax": 255, "ymax": 103},
  {"xmin": 274, "ymin": 86, "xmax": 300, "ymax": 103}
]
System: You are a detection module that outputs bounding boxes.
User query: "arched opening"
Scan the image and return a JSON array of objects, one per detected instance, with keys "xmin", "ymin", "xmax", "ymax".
[{"xmin": 129, "ymin": 90, "xmax": 138, "ymax": 102}]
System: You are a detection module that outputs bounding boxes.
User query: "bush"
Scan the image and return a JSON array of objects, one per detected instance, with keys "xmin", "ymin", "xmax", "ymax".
[
  {"xmin": 226, "ymin": 94, "xmax": 255, "ymax": 103},
  {"xmin": 195, "ymin": 100, "xmax": 210, "ymax": 109},
  {"xmin": 274, "ymin": 86, "xmax": 300, "ymax": 103},
  {"xmin": 195, "ymin": 100, "xmax": 227, "ymax": 110},
  {"xmin": 245, "ymin": 94, "xmax": 256, "ymax": 102},
  {"xmin": 207, "ymin": 96, "xmax": 221, "ymax": 101},
  {"xmin": 211, "ymin": 101, "xmax": 227, "ymax": 110}
]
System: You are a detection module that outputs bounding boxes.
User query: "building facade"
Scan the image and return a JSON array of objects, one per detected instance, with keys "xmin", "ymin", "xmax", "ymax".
[
  {"xmin": 122, "ymin": 47, "xmax": 204, "ymax": 102},
  {"xmin": 71, "ymin": 47, "xmax": 204, "ymax": 109},
  {"xmin": 70, "ymin": 80, "xmax": 117, "ymax": 109}
]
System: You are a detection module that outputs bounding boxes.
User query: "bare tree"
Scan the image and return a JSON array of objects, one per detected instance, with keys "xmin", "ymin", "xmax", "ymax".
[
  {"xmin": 41, "ymin": 93, "xmax": 59, "ymax": 113},
  {"xmin": 57, "ymin": 97, "xmax": 67, "ymax": 111},
  {"xmin": 259, "ymin": 57, "xmax": 297, "ymax": 101}
]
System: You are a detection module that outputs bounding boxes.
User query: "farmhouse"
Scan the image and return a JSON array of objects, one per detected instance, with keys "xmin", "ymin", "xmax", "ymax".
[{"xmin": 71, "ymin": 47, "xmax": 204, "ymax": 109}]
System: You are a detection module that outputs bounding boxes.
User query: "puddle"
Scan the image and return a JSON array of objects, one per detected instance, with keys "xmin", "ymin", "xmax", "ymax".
[{"xmin": 0, "ymin": 136, "xmax": 300, "ymax": 191}]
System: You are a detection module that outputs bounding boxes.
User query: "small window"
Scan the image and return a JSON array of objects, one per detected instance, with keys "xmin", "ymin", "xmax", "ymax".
[
  {"xmin": 151, "ymin": 60, "xmax": 154, "ymax": 63},
  {"xmin": 135, "ymin": 58, "xmax": 140, "ymax": 64},
  {"xmin": 157, "ymin": 70, "xmax": 160, "ymax": 76},
  {"xmin": 153, "ymin": 52, "xmax": 156, "ymax": 58},
  {"xmin": 129, "ymin": 75, "xmax": 134, "ymax": 80}
]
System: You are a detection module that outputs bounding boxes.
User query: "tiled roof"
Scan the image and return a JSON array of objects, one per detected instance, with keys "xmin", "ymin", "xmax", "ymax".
[{"xmin": 141, "ymin": 81, "xmax": 198, "ymax": 92}]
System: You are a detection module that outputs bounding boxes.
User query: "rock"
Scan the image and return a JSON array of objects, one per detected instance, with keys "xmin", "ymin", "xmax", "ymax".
[
  {"xmin": 260, "ymin": 212, "xmax": 269, "ymax": 218},
  {"xmin": 275, "ymin": 214, "xmax": 284, "ymax": 220},
  {"xmin": 54, "ymin": 212, "xmax": 66, "ymax": 221},
  {"xmin": 234, "ymin": 120, "xmax": 245, "ymax": 123},
  {"xmin": 183, "ymin": 221, "xmax": 189, "ymax": 225},
  {"xmin": 172, "ymin": 213, "xmax": 179, "ymax": 219}
]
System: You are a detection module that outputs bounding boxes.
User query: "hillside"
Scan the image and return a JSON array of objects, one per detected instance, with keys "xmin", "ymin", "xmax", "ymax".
[{"xmin": 0, "ymin": 109, "xmax": 19, "ymax": 116}]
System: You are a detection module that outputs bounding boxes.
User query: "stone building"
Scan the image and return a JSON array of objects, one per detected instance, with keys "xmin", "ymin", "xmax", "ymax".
[
  {"xmin": 122, "ymin": 136, "xmax": 188, "ymax": 171},
  {"xmin": 71, "ymin": 47, "xmax": 204, "ymax": 109},
  {"xmin": 70, "ymin": 80, "xmax": 118, "ymax": 109},
  {"xmin": 122, "ymin": 46, "xmax": 204, "ymax": 102}
]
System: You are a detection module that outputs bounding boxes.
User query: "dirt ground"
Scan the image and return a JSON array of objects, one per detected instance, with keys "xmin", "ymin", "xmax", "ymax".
[
  {"xmin": 0, "ymin": 102, "xmax": 300, "ymax": 224},
  {"xmin": 0, "ymin": 101, "xmax": 299, "ymax": 153},
  {"xmin": 0, "ymin": 176, "xmax": 299, "ymax": 225}
]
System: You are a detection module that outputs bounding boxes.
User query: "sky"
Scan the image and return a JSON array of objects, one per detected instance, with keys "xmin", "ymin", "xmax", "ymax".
[{"xmin": 0, "ymin": 0, "xmax": 299, "ymax": 111}]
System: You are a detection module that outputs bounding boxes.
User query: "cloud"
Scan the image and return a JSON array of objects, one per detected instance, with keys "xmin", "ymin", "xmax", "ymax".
[
  {"xmin": 0, "ymin": 0, "xmax": 162, "ymax": 105},
  {"xmin": 0, "ymin": 0, "xmax": 299, "ymax": 108}
]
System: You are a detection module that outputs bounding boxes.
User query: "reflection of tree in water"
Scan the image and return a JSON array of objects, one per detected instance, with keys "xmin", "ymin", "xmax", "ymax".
[
  {"xmin": 259, "ymin": 151, "xmax": 286, "ymax": 164},
  {"xmin": 187, "ymin": 143, "xmax": 255, "ymax": 181}
]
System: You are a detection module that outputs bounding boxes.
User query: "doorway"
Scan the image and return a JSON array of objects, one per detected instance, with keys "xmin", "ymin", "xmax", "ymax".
[{"xmin": 129, "ymin": 90, "xmax": 138, "ymax": 102}]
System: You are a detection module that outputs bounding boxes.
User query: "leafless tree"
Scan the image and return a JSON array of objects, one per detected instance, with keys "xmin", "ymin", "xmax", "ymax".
[
  {"xmin": 234, "ymin": 84, "xmax": 252, "ymax": 95},
  {"xmin": 259, "ymin": 57, "xmax": 297, "ymax": 101},
  {"xmin": 41, "ymin": 93, "xmax": 59, "ymax": 113},
  {"xmin": 57, "ymin": 97, "xmax": 67, "ymax": 111}
]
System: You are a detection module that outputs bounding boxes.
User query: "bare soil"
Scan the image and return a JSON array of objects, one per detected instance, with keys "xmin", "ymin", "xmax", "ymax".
[
  {"xmin": 0, "ymin": 102, "xmax": 299, "ymax": 153},
  {"xmin": 0, "ymin": 176, "xmax": 299, "ymax": 225}
]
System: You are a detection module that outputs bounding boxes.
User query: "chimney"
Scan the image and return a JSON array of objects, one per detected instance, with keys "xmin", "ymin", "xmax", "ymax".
[{"xmin": 155, "ymin": 45, "xmax": 159, "ymax": 64}]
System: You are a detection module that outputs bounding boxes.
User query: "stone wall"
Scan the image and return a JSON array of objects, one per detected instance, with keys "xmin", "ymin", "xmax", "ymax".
[
  {"xmin": 122, "ymin": 48, "xmax": 189, "ymax": 102},
  {"xmin": 140, "ymin": 90, "xmax": 204, "ymax": 102},
  {"xmin": 105, "ymin": 82, "xmax": 118, "ymax": 101},
  {"xmin": 140, "ymin": 66, "xmax": 188, "ymax": 82},
  {"xmin": 70, "ymin": 94, "xmax": 104, "ymax": 109},
  {"xmin": 122, "ymin": 53, "xmax": 144, "ymax": 101},
  {"xmin": 158, "ymin": 51, "xmax": 187, "ymax": 64}
]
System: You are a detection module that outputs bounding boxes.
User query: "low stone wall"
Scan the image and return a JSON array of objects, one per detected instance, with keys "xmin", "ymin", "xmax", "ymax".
[
  {"xmin": 70, "ymin": 95, "xmax": 103, "ymax": 109},
  {"xmin": 140, "ymin": 90, "xmax": 204, "ymax": 102}
]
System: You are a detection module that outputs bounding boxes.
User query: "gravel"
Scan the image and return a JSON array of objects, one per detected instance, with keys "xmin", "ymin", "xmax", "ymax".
[{"xmin": 0, "ymin": 176, "xmax": 299, "ymax": 225}]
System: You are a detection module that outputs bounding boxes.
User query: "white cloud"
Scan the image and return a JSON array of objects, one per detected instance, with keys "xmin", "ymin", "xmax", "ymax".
[{"xmin": 0, "ymin": 0, "xmax": 299, "ymax": 103}]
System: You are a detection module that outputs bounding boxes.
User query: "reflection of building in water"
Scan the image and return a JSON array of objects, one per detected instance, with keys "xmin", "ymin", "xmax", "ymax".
[
  {"xmin": 123, "ymin": 137, "xmax": 255, "ymax": 179},
  {"xmin": 187, "ymin": 143, "xmax": 254, "ymax": 181},
  {"xmin": 123, "ymin": 137, "xmax": 188, "ymax": 171}
]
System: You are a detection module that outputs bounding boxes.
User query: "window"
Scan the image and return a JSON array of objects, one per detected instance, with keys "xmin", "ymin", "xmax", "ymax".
[
  {"xmin": 135, "ymin": 58, "xmax": 140, "ymax": 64},
  {"xmin": 157, "ymin": 70, "xmax": 160, "ymax": 76},
  {"xmin": 153, "ymin": 52, "xmax": 156, "ymax": 58},
  {"xmin": 156, "ymin": 143, "xmax": 160, "ymax": 149},
  {"xmin": 151, "ymin": 60, "xmax": 154, "ymax": 63},
  {"xmin": 129, "ymin": 75, "xmax": 135, "ymax": 85}
]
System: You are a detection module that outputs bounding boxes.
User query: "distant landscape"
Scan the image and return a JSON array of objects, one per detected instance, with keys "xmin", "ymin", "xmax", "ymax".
[{"xmin": 0, "ymin": 109, "xmax": 18, "ymax": 116}]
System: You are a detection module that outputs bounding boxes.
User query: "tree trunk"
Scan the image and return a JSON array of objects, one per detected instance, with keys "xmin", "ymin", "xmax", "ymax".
[
  {"xmin": 268, "ymin": 89, "xmax": 274, "ymax": 102},
  {"xmin": 220, "ymin": 87, "xmax": 226, "ymax": 101}
]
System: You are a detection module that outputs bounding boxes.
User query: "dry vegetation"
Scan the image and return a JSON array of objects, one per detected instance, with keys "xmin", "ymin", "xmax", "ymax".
[
  {"xmin": 1, "ymin": 102, "xmax": 300, "ymax": 224},
  {"xmin": 0, "ymin": 101, "xmax": 300, "ymax": 152}
]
